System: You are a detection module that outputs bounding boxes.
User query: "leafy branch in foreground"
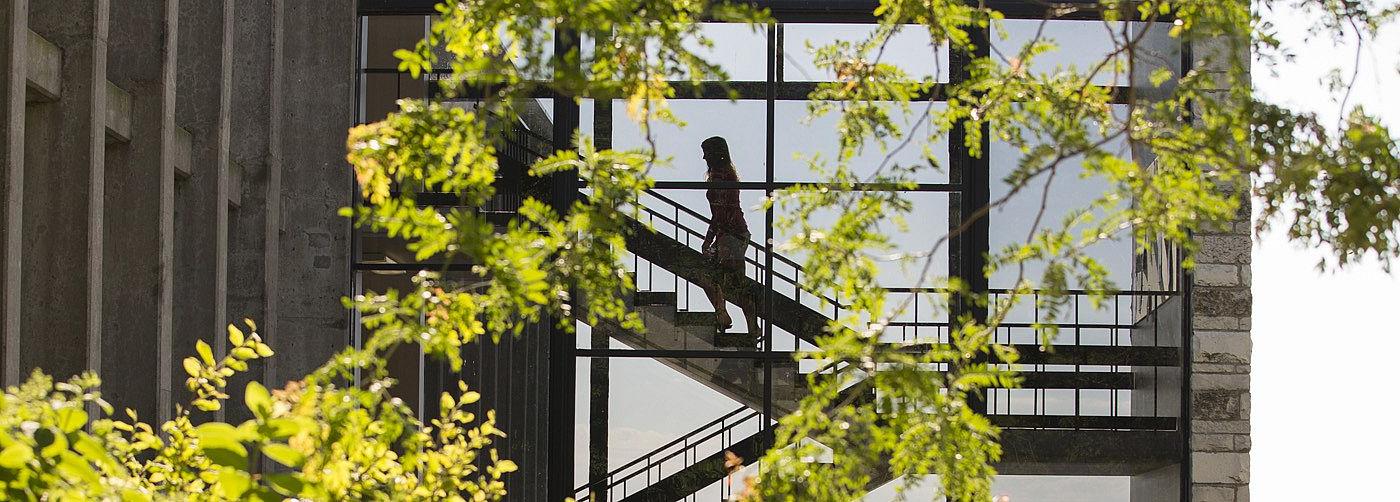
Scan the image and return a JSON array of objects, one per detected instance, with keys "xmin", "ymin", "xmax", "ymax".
[{"xmin": 0, "ymin": 321, "xmax": 514, "ymax": 500}]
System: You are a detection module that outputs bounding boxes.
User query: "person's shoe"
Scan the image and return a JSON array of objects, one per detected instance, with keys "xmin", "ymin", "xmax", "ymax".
[{"xmin": 716, "ymin": 312, "xmax": 734, "ymax": 331}]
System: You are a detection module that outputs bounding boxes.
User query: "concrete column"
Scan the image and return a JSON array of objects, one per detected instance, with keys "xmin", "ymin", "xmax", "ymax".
[
  {"xmin": 102, "ymin": 0, "xmax": 177, "ymax": 423},
  {"xmin": 20, "ymin": 0, "xmax": 108, "ymax": 380},
  {"xmin": 0, "ymin": 0, "xmax": 27, "ymax": 385},
  {"xmin": 273, "ymin": 0, "xmax": 354, "ymax": 384},
  {"xmin": 173, "ymin": 0, "xmax": 231, "ymax": 407},
  {"xmin": 225, "ymin": 0, "xmax": 280, "ymax": 422}
]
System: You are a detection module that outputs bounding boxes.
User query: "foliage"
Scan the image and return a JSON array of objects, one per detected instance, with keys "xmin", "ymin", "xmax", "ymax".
[
  {"xmin": 0, "ymin": 322, "xmax": 513, "ymax": 500},
  {"xmin": 3, "ymin": 0, "xmax": 1397, "ymax": 500}
]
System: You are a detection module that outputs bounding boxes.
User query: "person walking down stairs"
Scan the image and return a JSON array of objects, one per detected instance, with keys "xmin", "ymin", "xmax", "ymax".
[{"xmin": 697, "ymin": 136, "xmax": 758, "ymax": 338}]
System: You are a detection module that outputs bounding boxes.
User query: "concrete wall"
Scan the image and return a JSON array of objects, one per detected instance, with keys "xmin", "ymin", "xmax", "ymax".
[
  {"xmin": 273, "ymin": 0, "xmax": 354, "ymax": 384},
  {"xmin": 225, "ymin": 0, "xmax": 281, "ymax": 424},
  {"xmin": 22, "ymin": 0, "xmax": 108, "ymax": 381},
  {"xmin": 0, "ymin": 0, "xmax": 351, "ymax": 428},
  {"xmin": 172, "ymin": 0, "xmax": 231, "ymax": 416},
  {"xmin": 0, "ymin": 0, "xmax": 27, "ymax": 383},
  {"xmin": 102, "ymin": 0, "xmax": 177, "ymax": 422}
]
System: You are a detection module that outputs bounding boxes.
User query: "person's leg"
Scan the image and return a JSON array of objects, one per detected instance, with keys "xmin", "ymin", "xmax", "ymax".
[
  {"xmin": 723, "ymin": 258, "xmax": 760, "ymax": 336},
  {"xmin": 698, "ymin": 275, "xmax": 733, "ymax": 329}
]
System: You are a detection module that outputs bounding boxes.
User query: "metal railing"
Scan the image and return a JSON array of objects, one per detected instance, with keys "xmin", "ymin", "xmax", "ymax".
[{"xmin": 573, "ymin": 406, "xmax": 762, "ymax": 502}]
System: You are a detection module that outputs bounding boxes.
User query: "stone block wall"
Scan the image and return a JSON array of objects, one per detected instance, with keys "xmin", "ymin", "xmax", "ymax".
[{"xmin": 1190, "ymin": 197, "xmax": 1253, "ymax": 502}]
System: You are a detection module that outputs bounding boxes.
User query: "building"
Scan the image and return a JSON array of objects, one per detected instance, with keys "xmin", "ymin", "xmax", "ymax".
[{"xmin": 0, "ymin": 1, "xmax": 1251, "ymax": 501}]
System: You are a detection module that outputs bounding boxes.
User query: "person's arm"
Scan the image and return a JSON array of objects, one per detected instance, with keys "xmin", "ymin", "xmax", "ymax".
[{"xmin": 702, "ymin": 188, "xmax": 717, "ymax": 252}]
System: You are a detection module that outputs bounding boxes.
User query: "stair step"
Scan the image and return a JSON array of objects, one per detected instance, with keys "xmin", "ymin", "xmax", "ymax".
[
  {"xmin": 634, "ymin": 290, "xmax": 676, "ymax": 307},
  {"xmin": 713, "ymin": 331, "xmax": 759, "ymax": 349},
  {"xmin": 674, "ymin": 310, "xmax": 718, "ymax": 326}
]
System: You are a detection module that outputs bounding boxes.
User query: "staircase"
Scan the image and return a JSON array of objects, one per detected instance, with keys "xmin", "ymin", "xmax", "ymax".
[
  {"xmin": 479, "ymin": 128, "xmax": 1182, "ymax": 501},
  {"xmin": 570, "ymin": 190, "xmax": 1184, "ymax": 501},
  {"xmin": 587, "ymin": 282, "xmax": 811, "ymax": 415}
]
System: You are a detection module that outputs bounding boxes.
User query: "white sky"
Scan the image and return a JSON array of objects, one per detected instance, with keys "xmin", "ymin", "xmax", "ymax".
[{"xmin": 1251, "ymin": 1, "xmax": 1400, "ymax": 500}]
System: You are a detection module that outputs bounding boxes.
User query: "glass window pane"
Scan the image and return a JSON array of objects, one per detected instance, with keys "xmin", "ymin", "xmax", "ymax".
[
  {"xmin": 364, "ymin": 15, "xmax": 426, "ymax": 70},
  {"xmin": 783, "ymin": 24, "xmax": 950, "ymax": 83},
  {"xmin": 774, "ymin": 100, "xmax": 949, "ymax": 183},
  {"xmin": 988, "ymin": 105, "xmax": 1133, "ymax": 289},
  {"xmin": 611, "ymin": 99, "xmax": 767, "ymax": 182},
  {"xmin": 992, "ymin": 20, "xmax": 1129, "ymax": 87},
  {"xmin": 572, "ymin": 356, "xmax": 770, "ymax": 500},
  {"xmin": 681, "ymin": 23, "xmax": 770, "ymax": 81},
  {"xmin": 773, "ymin": 191, "xmax": 950, "ymax": 290}
]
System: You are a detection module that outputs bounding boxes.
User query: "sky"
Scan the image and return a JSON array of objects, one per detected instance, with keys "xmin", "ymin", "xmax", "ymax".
[{"xmin": 1250, "ymin": 1, "xmax": 1400, "ymax": 499}]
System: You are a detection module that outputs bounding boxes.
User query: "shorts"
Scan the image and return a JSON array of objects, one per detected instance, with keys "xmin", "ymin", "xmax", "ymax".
[{"xmin": 707, "ymin": 232, "xmax": 749, "ymax": 264}]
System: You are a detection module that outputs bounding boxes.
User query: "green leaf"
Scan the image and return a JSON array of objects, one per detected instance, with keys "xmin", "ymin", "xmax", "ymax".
[
  {"xmin": 228, "ymin": 324, "xmax": 245, "ymax": 347},
  {"xmin": 55, "ymin": 450, "xmax": 101, "ymax": 487},
  {"xmin": 196, "ymin": 339, "xmax": 215, "ymax": 365},
  {"xmin": 261, "ymin": 417, "xmax": 310, "ymax": 440},
  {"xmin": 182, "ymin": 357, "xmax": 202, "ymax": 377},
  {"xmin": 0, "ymin": 443, "xmax": 33, "ymax": 468},
  {"xmin": 72, "ymin": 433, "xmax": 119, "ymax": 471},
  {"xmin": 261, "ymin": 443, "xmax": 306, "ymax": 468},
  {"xmin": 203, "ymin": 445, "xmax": 248, "ymax": 470},
  {"xmin": 56, "ymin": 407, "xmax": 88, "ymax": 433},
  {"xmin": 218, "ymin": 468, "xmax": 253, "ymax": 498},
  {"xmin": 245, "ymin": 381, "xmax": 272, "ymax": 420},
  {"xmin": 266, "ymin": 472, "xmax": 306, "ymax": 496},
  {"xmin": 35, "ymin": 427, "xmax": 67, "ymax": 458},
  {"xmin": 254, "ymin": 343, "xmax": 274, "ymax": 357},
  {"xmin": 196, "ymin": 422, "xmax": 249, "ymax": 469}
]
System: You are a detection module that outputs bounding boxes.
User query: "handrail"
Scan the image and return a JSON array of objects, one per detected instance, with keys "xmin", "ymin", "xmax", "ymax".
[
  {"xmin": 574, "ymin": 405, "xmax": 761, "ymax": 500},
  {"xmin": 635, "ymin": 189, "xmax": 848, "ymax": 310},
  {"xmin": 495, "ymin": 127, "xmax": 846, "ymax": 309},
  {"xmin": 640, "ymin": 189, "xmax": 809, "ymax": 271}
]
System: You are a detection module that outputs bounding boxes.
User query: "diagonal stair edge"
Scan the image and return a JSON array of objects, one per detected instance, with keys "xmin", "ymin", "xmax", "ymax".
[{"xmin": 622, "ymin": 217, "xmax": 838, "ymax": 345}]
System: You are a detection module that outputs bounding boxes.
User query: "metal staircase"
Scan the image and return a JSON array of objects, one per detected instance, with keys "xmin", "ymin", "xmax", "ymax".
[
  {"xmin": 570, "ymin": 190, "xmax": 1185, "ymax": 501},
  {"xmin": 472, "ymin": 125, "xmax": 1184, "ymax": 501}
]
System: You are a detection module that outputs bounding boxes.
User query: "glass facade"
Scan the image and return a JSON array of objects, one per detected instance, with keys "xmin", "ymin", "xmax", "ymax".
[{"xmin": 354, "ymin": 4, "xmax": 1187, "ymax": 501}]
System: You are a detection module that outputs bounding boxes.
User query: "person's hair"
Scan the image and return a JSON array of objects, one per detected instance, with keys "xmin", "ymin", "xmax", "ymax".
[
  {"xmin": 706, "ymin": 159, "xmax": 739, "ymax": 182},
  {"xmin": 702, "ymin": 136, "xmax": 739, "ymax": 181}
]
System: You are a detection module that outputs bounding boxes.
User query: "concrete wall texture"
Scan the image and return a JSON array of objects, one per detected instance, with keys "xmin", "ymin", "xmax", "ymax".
[
  {"xmin": 0, "ymin": 0, "xmax": 352, "ymax": 426},
  {"xmin": 0, "ymin": 2, "xmax": 1251, "ymax": 500}
]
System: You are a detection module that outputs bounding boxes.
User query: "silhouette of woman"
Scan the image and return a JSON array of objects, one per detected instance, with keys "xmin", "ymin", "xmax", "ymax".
[{"xmin": 699, "ymin": 136, "xmax": 758, "ymax": 336}]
